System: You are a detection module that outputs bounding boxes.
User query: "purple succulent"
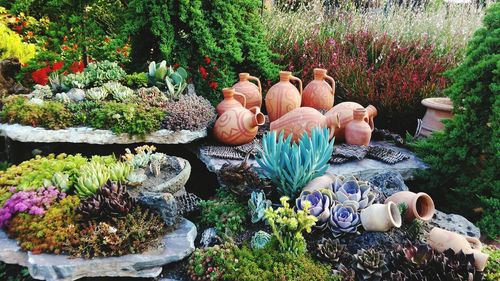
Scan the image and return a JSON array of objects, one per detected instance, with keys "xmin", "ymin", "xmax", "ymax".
[
  {"xmin": 296, "ymin": 189, "xmax": 334, "ymax": 229},
  {"xmin": 332, "ymin": 176, "xmax": 375, "ymax": 210},
  {"xmin": 329, "ymin": 202, "xmax": 360, "ymax": 236}
]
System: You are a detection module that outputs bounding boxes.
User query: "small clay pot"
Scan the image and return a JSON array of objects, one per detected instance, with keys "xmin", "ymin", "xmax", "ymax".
[
  {"xmin": 265, "ymin": 71, "xmax": 302, "ymax": 122},
  {"xmin": 301, "ymin": 68, "xmax": 335, "ymax": 110},
  {"xmin": 216, "ymin": 88, "xmax": 247, "ymax": 116},
  {"xmin": 326, "ymin": 102, "xmax": 377, "ymax": 141},
  {"xmin": 345, "ymin": 108, "xmax": 372, "ymax": 146},
  {"xmin": 419, "ymin": 97, "xmax": 454, "ymax": 137},
  {"xmin": 384, "ymin": 191, "xmax": 435, "ymax": 222},
  {"xmin": 232, "ymin": 73, "xmax": 262, "ymax": 109},
  {"xmin": 360, "ymin": 202, "xmax": 402, "ymax": 232},
  {"xmin": 213, "ymin": 106, "xmax": 265, "ymax": 145},
  {"xmin": 269, "ymin": 107, "xmax": 340, "ymax": 142},
  {"xmin": 428, "ymin": 227, "xmax": 489, "ymax": 271}
]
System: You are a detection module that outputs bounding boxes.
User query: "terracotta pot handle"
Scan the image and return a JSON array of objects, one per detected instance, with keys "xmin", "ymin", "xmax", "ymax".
[
  {"xmin": 465, "ymin": 236, "xmax": 482, "ymax": 250},
  {"xmin": 325, "ymin": 75, "xmax": 336, "ymax": 97},
  {"xmin": 234, "ymin": 91, "xmax": 247, "ymax": 108},
  {"xmin": 250, "ymin": 106, "xmax": 265, "ymax": 126},
  {"xmin": 290, "ymin": 75, "xmax": 303, "ymax": 96},
  {"xmin": 248, "ymin": 75, "xmax": 262, "ymax": 96}
]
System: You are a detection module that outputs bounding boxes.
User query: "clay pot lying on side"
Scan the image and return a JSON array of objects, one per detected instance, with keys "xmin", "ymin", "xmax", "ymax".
[
  {"xmin": 384, "ymin": 191, "xmax": 435, "ymax": 222},
  {"xmin": 360, "ymin": 202, "xmax": 402, "ymax": 232},
  {"xmin": 428, "ymin": 227, "xmax": 489, "ymax": 271},
  {"xmin": 302, "ymin": 173, "xmax": 336, "ymax": 193},
  {"xmin": 269, "ymin": 107, "xmax": 339, "ymax": 142},
  {"xmin": 214, "ymin": 106, "xmax": 265, "ymax": 146}
]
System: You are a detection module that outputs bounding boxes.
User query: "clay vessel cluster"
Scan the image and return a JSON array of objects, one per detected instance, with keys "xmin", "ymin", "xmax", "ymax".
[{"xmin": 326, "ymin": 102, "xmax": 378, "ymax": 144}]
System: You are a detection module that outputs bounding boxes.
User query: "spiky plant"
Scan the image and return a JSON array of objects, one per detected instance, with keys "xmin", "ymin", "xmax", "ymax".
[
  {"xmin": 354, "ymin": 249, "xmax": 388, "ymax": 281},
  {"xmin": 317, "ymin": 238, "xmax": 347, "ymax": 263}
]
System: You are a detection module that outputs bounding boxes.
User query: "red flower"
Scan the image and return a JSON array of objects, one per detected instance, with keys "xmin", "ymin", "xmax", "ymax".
[
  {"xmin": 209, "ymin": 81, "xmax": 218, "ymax": 90},
  {"xmin": 14, "ymin": 25, "xmax": 22, "ymax": 32},
  {"xmin": 52, "ymin": 61, "xmax": 64, "ymax": 71},
  {"xmin": 69, "ymin": 61, "xmax": 84, "ymax": 73},
  {"xmin": 104, "ymin": 37, "xmax": 110, "ymax": 43},
  {"xmin": 199, "ymin": 66, "xmax": 208, "ymax": 80},
  {"xmin": 32, "ymin": 66, "xmax": 51, "ymax": 85},
  {"xmin": 22, "ymin": 21, "xmax": 28, "ymax": 27},
  {"xmin": 204, "ymin": 56, "xmax": 211, "ymax": 65}
]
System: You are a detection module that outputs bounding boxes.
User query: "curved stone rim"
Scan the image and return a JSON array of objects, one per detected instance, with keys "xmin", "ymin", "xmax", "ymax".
[
  {"xmin": 421, "ymin": 97, "xmax": 453, "ymax": 112},
  {"xmin": 0, "ymin": 123, "xmax": 207, "ymax": 144}
]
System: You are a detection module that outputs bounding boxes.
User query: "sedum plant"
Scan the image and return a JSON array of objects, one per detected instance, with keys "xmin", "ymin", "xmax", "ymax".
[
  {"xmin": 264, "ymin": 196, "xmax": 317, "ymax": 255},
  {"xmin": 248, "ymin": 190, "xmax": 271, "ymax": 223},
  {"xmin": 147, "ymin": 61, "xmax": 188, "ymax": 99},
  {"xmin": 256, "ymin": 127, "xmax": 334, "ymax": 199}
]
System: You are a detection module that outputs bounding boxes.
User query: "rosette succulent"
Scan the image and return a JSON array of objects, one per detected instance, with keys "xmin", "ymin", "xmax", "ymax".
[
  {"xmin": 54, "ymin": 93, "xmax": 71, "ymax": 104},
  {"xmin": 75, "ymin": 162, "xmax": 110, "ymax": 197},
  {"xmin": 85, "ymin": 87, "xmax": 108, "ymax": 101},
  {"xmin": 31, "ymin": 84, "xmax": 52, "ymax": 99},
  {"xmin": 296, "ymin": 189, "xmax": 334, "ymax": 229},
  {"xmin": 355, "ymin": 248, "xmax": 388, "ymax": 281},
  {"xmin": 250, "ymin": 230, "xmax": 272, "ymax": 250},
  {"xmin": 109, "ymin": 162, "xmax": 132, "ymax": 182},
  {"xmin": 329, "ymin": 201, "xmax": 361, "ymax": 236},
  {"xmin": 317, "ymin": 237, "xmax": 347, "ymax": 263},
  {"xmin": 248, "ymin": 190, "xmax": 271, "ymax": 223},
  {"xmin": 103, "ymin": 81, "xmax": 135, "ymax": 102},
  {"xmin": 332, "ymin": 175, "xmax": 375, "ymax": 210}
]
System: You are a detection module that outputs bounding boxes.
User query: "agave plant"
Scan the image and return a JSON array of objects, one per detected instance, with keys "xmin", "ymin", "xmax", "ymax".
[
  {"xmin": 85, "ymin": 87, "xmax": 108, "ymax": 101},
  {"xmin": 248, "ymin": 190, "xmax": 272, "ymax": 223},
  {"xmin": 256, "ymin": 127, "xmax": 334, "ymax": 199},
  {"xmin": 250, "ymin": 230, "xmax": 272, "ymax": 250},
  {"xmin": 332, "ymin": 175, "xmax": 375, "ymax": 210},
  {"xmin": 354, "ymin": 249, "xmax": 388, "ymax": 281},
  {"xmin": 296, "ymin": 189, "xmax": 334, "ymax": 229},
  {"xmin": 329, "ymin": 201, "xmax": 361, "ymax": 236},
  {"xmin": 317, "ymin": 237, "xmax": 347, "ymax": 263},
  {"xmin": 148, "ymin": 61, "xmax": 188, "ymax": 99}
]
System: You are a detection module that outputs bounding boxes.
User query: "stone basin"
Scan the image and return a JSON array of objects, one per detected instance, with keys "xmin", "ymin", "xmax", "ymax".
[{"xmin": 0, "ymin": 219, "xmax": 197, "ymax": 281}]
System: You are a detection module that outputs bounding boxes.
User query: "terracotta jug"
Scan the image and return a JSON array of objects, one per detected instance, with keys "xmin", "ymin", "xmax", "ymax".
[
  {"xmin": 232, "ymin": 73, "xmax": 262, "ymax": 109},
  {"xmin": 345, "ymin": 108, "xmax": 372, "ymax": 146},
  {"xmin": 269, "ymin": 107, "xmax": 340, "ymax": 142},
  {"xmin": 326, "ymin": 102, "xmax": 377, "ymax": 141},
  {"xmin": 213, "ymin": 106, "xmax": 265, "ymax": 146},
  {"xmin": 216, "ymin": 88, "xmax": 247, "ymax": 116},
  {"xmin": 302, "ymin": 68, "xmax": 335, "ymax": 110},
  {"xmin": 360, "ymin": 202, "xmax": 402, "ymax": 232},
  {"xmin": 265, "ymin": 71, "xmax": 302, "ymax": 122},
  {"xmin": 302, "ymin": 173, "xmax": 336, "ymax": 193},
  {"xmin": 384, "ymin": 191, "xmax": 435, "ymax": 222},
  {"xmin": 428, "ymin": 227, "xmax": 489, "ymax": 271}
]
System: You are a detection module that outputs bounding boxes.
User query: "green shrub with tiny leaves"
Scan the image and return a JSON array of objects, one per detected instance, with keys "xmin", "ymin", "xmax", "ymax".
[
  {"xmin": 483, "ymin": 246, "xmax": 500, "ymax": 281},
  {"xmin": 199, "ymin": 188, "xmax": 247, "ymax": 235}
]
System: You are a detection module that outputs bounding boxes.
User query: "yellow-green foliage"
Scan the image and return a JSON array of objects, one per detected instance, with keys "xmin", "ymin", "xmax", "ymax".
[
  {"xmin": 7, "ymin": 195, "xmax": 80, "ymax": 254},
  {"xmin": 0, "ymin": 23, "xmax": 36, "ymax": 63},
  {"xmin": 0, "ymin": 187, "xmax": 13, "ymax": 207},
  {"xmin": 484, "ymin": 246, "xmax": 500, "ymax": 281}
]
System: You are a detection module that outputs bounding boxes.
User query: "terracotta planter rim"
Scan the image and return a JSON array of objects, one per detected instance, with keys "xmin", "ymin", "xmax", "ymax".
[
  {"xmin": 411, "ymin": 192, "xmax": 435, "ymax": 221},
  {"xmin": 421, "ymin": 97, "xmax": 453, "ymax": 112},
  {"xmin": 387, "ymin": 201, "xmax": 402, "ymax": 228}
]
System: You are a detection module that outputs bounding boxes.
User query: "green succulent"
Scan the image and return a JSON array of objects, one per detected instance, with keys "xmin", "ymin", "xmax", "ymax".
[
  {"xmin": 84, "ymin": 60, "xmax": 126, "ymax": 87},
  {"xmin": 126, "ymin": 169, "xmax": 147, "ymax": 185},
  {"xmin": 147, "ymin": 61, "xmax": 189, "ymax": 99},
  {"xmin": 49, "ymin": 72, "xmax": 64, "ymax": 92},
  {"xmin": 54, "ymin": 93, "xmax": 71, "ymax": 104},
  {"xmin": 149, "ymin": 152, "xmax": 167, "ymax": 177},
  {"xmin": 248, "ymin": 190, "xmax": 271, "ymax": 223},
  {"xmin": 354, "ymin": 249, "xmax": 388, "ymax": 281},
  {"xmin": 31, "ymin": 84, "xmax": 52, "ymax": 99},
  {"xmin": 63, "ymin": 72, "xmax": 89, "ymax": 89},
  {"xmin": 250, "ymin": 231, "xmax": 272, "ymax": 250},
  {"xmin": 75, "ymin": 162, "xmax": 111, "ymax": 197},
  {"xmin": 103, "ymin": 81, "xmax": 135, "ymax": 102},
  {"xmin": 51, "ymin": 172, "xmax": 71, "ymax": 191},
  {"xmin": 317, "ymin": 238, "xmax": 347, "ymax": 263},
  {"xmin": 85, "ymin": 87, "xmax": 108, "ymax": 101},
  {"xmin": 109, "ymin": 162, "xmax": 132, "ymax": 182}
]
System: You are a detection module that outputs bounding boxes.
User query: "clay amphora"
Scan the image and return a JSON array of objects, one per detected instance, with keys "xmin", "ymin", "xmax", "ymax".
[
  {"xmin": 214, "ymin": 106, "xmax": 265, "ymax": 146},
  {"xmin": 345, "ymin": 108, "xmax": 372, "ymax": 146},
  {"xmin": 232, "ymin": 73, "xmax": 262, "ymax": 109},
  {"xmin": 265, "ymin": 71, "xmax": 302, "ymax": 122},
  {"xmin": 326, "ymin": 102, "xmax": 377, "ymax": 141},
  {"xmin": 302, "ymin": 68, "xmax": 336, "ymax": 110},
  {"xmin": 384, "ymin": 191, "xmax": 435, "ymax": 222},
  {"xmin": 428, "ymin": 227, "xmax": 489, "ymax": 271},
  {"xmin": 216, "ymin": 88, "xmax": 247, "ymax": 116},
  {"xmin": 419, "ymin": 97, "xmax": 454, "ymax": 137},
  {"xmin": 269, "ymin": 107, "xmax": 340, "ymax": 142},
  {"xmin": 302, "ymin": 173, "xmax": 336, "ymax": 193},
  {"xmin": 360, "ymin": 202, "xmax": 402, "ymax": 232}
]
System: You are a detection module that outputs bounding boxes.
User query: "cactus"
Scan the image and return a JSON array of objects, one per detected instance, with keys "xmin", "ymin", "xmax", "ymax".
[{"xmin": 248, "ymin": 190, "xmax": 272, "ymax": 223}]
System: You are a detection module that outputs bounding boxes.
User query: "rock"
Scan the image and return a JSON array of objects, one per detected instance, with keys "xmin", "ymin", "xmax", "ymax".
[
  {"xmin": 368, "ymin": 170, "xmax": 409, "ymax": 200},
  {"xmin": 0, "ymin": 219, "xmax": 197, "ymax": 281},
  {"xmin": 138, "ymin": 192, "xmax": 180, "ymax": 227},
  {"xmin": 0, "ymin": 123, "xmax": 207, "ymax": 144},
  {"xmin": 66, "ymin": 88, "xmax": 86, "ymax": 102},
  {"xmin": 146, "ymin": 157, "xmax": 191, "ymax": 194},
  {"xmin": 0, "ymin": 58, "xmax": 29, "ymax": 96},
  {"xmin": 429, "ymin": 210, "xmax": 481, "ymax": 238},
  {"xmin": 342, "ymin": 228, "xmax": 409, "ymax": 255},
  {"xmin": 199, "ymin": 227, "xmax": 222, "ymax": 248}
]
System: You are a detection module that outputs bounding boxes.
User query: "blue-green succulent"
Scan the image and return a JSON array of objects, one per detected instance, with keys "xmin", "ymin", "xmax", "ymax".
[
  {"xmin": 251, "ymin": 230, "xmax": 272, "ymax": 250},
  {"xmin": 248, "ymin": 190, "xmax": 272, "ymax": 223}
]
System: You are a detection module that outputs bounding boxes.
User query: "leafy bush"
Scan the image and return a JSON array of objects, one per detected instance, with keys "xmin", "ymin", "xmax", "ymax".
[
  {"xmin": 483, "ymin": 246, "xmax": 500, "ymax": 281},
  {"xmin": 0, "ymin": 187, "xmax": 13, "ymax": 208},
  {"xmin": 0, "ymin": 96, "xmax": 73, "ymax": 129},
  {"xmin": 199, "ymin": 188, "xmax": 247, "ymax": 235},
  {"xmin": 0, "ymin": 23, "xmax": 36, "ymax": 63},
  {"xmin": 413, "ymin": 3, "xmax": 500, "ymax": 239},
  {"xmin": 88, "ymin": 101, "xmax": 166, "ymax": 135},
  {"xmin": 256, "ymin": 127, "xmax": 334, "ymax": 199}
]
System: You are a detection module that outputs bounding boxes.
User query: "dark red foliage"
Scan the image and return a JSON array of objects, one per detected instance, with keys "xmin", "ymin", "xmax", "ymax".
[{"xmin": 279, "ymin": 31, "xmax": 454, "ymax": 134}]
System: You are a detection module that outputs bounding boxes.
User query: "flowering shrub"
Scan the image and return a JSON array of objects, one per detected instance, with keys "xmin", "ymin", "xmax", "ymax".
[
  {"xmin": 0, "ymin": 186, "xmax": 65, "ymax": 228},
  {"xmin": 282, "ymin": 31, "xmax": 454, "ymax": 133}
]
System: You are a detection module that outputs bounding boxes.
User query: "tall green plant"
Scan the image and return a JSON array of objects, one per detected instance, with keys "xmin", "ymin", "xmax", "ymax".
[
  {"xmin": 413, "ymin": 3, "xmax": 500, "ymax": 239},
  {"xmin": 256, "ymin": 127, "xmax": 334, "ymax": 199}
]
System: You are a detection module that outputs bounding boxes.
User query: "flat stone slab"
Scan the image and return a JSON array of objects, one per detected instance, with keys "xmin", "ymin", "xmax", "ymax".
[
  {"xmin": 195, "ymin": 141, "xmax": 427, "ymax": 181},
  {"xmin": 0, "ymin": 219, "xmax": 197, "ymax": 281},
  {"xmin": 0, "ymin": 123, "xmax": 207, "ymax": 144}
]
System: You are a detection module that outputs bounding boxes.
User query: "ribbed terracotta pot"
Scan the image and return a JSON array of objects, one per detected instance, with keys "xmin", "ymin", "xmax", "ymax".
[
  {"xmin": 269, "ymin": 107, "xmax": 339, "ymax": 142},
  {"xmin": 302, "ymin": 68, "xmax": 335, "ymax": 110},
  {"xmin": 419, "ymin": 97, "xmax": 453, "ymax": 137},
  {"xmin": 213, "ymin": 106, "xmax": 265, "ymax": 146},
  {"xmin": 265, "ymin": 71, "xmax": 302, "ymax": 122},
  {"xmin": 428, "ymin": 227, "xmax": 489, "ymax": 271},
  {"xmin": 360, "ymin": 202, "xmax": 402, "ymax": 232},
  {"xmin": 384, "ymin": 191, "xmax": 435, "ymax": 222},
  {"xmin": 325, "ymin": 102, "xmax": 377, "ymax": 141},
  {"xmin": 345, "ymin": 108, "xmax": 372, "ymax": 146},
  {"xmin": 216, "ymin": 88, "xmax": 247, "ymax": 117},
  {"xmin": 232, "ymin": 73, "xmax": 262, "ymax": 109}
]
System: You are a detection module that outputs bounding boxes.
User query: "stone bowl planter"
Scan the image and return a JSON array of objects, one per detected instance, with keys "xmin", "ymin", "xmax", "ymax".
[
  {"xmin": 0, "ymin": 219, "xmax": 197, "ymax": 281},
  {"xmin": 419, "ymin": 97, "xmax": 454, "ymax": 137}
]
